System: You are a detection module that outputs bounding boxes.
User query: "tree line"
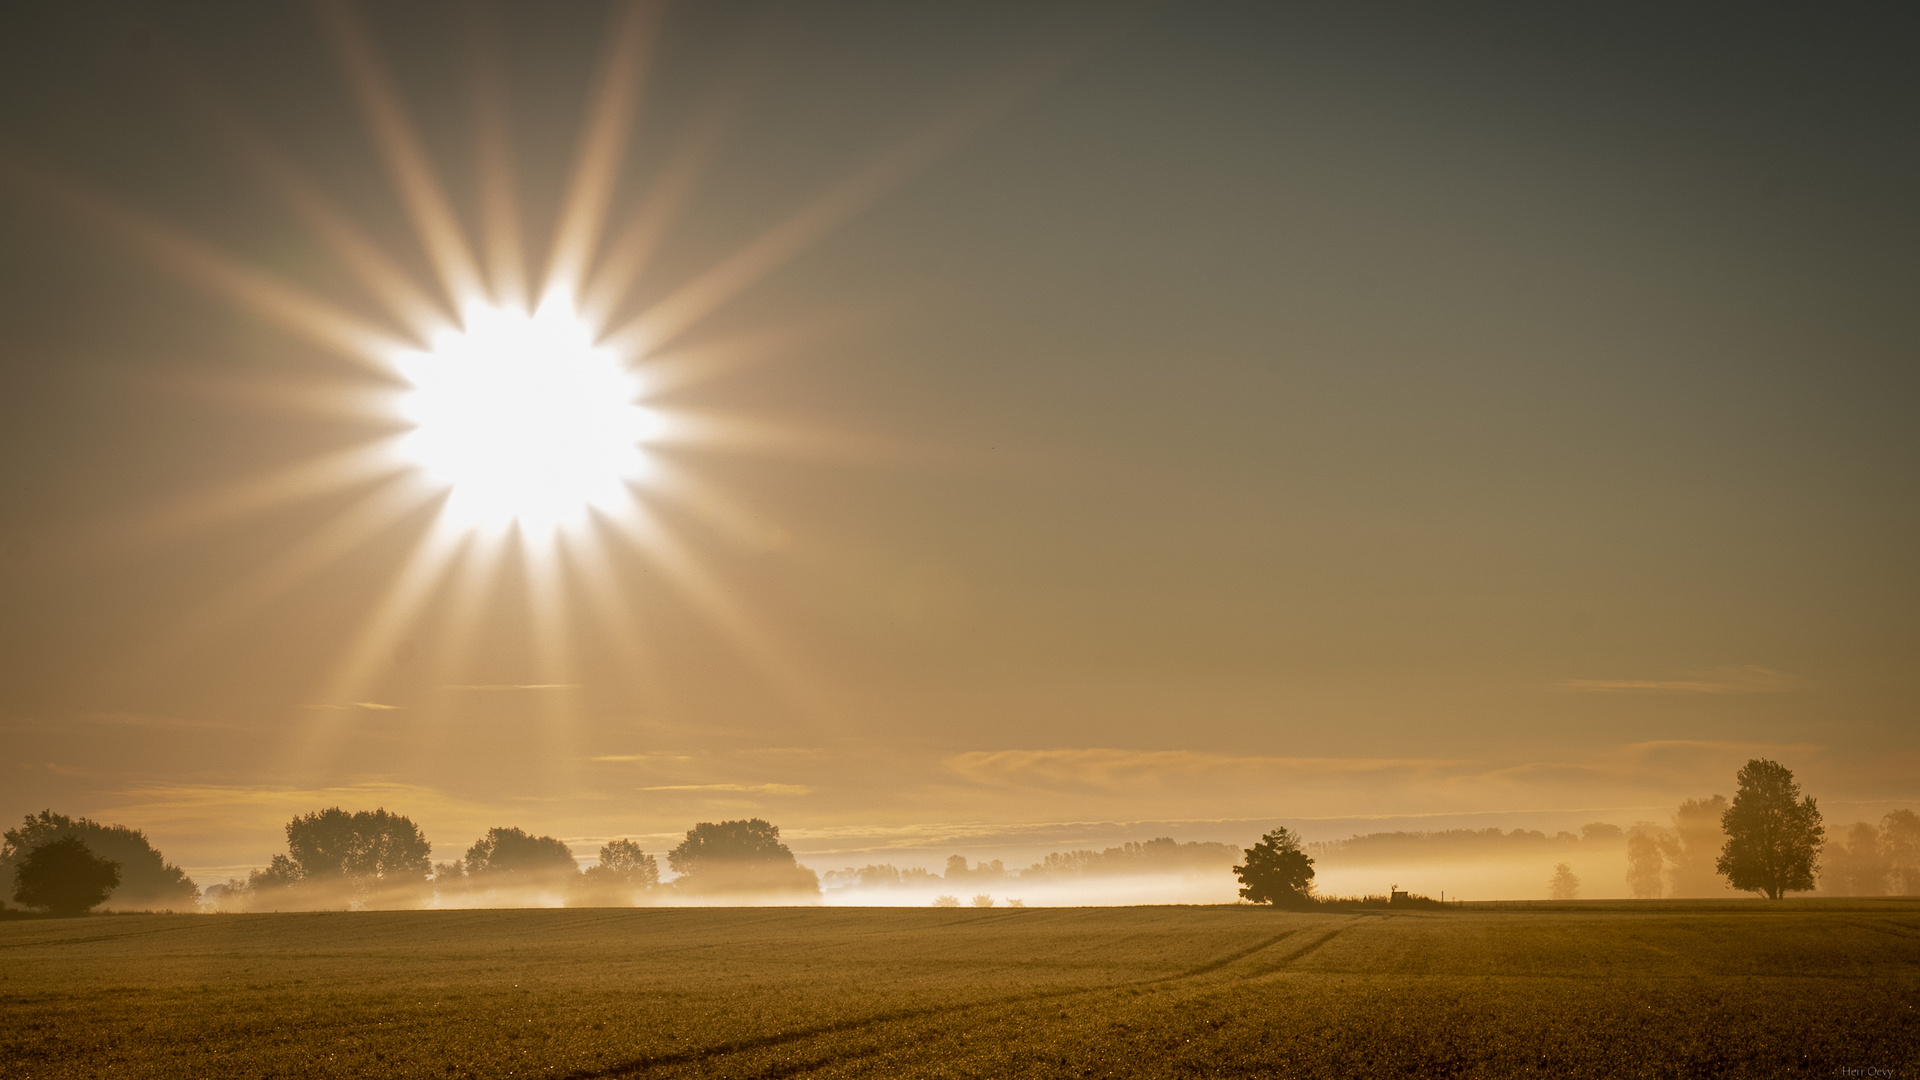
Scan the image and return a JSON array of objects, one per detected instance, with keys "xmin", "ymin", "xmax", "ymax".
[
  {"xmin": 4, "ymin": 812, "xmax": 818, "ymax": 916},
  {"xmin": 819, "ymin": 838, "xmax": 1238, "ymax": 891},
  {"xmin": 1235, "ymin": 758, "xmax": 1855, "ymax": 906}
]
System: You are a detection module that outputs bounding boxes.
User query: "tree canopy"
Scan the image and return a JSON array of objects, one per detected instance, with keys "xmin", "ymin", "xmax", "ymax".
[
  {"xmin": 464, "ymin": 827, "xmax": 577, "ymax": 878},
  {"xmin": 12, "ymin": 836, "xmax": 121, "ymax": 915},
  {"xmin": 1234, "ymin": 827, "xmax": 1315, "ymax": 907},
  {"xmin": 284, "ymin": 808, "xmax": 432, "ymax": 884},
  {"xmin": 667, "ymin": 819, "xmax": 818, "ymax": 895},
  {"xmin": 1717, "ymin": 758, "xmax": 1824, "ymax": 899},
  {"xmin": 1, "ymin": 810, "xmax": 198, "ymax": 910}
]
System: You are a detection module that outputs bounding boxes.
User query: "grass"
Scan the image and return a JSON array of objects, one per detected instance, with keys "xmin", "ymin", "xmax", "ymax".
[{"xmin": 2, "ymin": 899, "xmax": 1916, "ymax": 1078}]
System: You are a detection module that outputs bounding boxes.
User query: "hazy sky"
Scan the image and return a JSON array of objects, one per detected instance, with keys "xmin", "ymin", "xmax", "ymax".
[{"xmin": 1, "ymin": 2, "xmax": 1915, "ymax": 879}]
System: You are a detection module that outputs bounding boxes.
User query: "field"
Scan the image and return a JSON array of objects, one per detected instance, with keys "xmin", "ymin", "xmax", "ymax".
[{"xmin": 4, "ymin": 900, "xmax": 1917, "ymax": 1078}]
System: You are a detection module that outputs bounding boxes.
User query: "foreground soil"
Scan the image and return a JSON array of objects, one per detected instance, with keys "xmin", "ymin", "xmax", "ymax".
[{"xmin": 3, "ymin": 900, "xmax": 1916, "ymax": 1078}]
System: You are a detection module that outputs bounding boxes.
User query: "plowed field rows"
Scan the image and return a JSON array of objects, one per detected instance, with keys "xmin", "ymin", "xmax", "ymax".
[{"xmin": 3, "ymin": 901, "xmax": 1916, "ymax": 1078}]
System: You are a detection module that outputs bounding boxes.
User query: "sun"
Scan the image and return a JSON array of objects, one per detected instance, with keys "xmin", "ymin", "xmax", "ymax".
[{"xmin": 392, "ymin": 296, "xmax": 657, "ymax": 536}]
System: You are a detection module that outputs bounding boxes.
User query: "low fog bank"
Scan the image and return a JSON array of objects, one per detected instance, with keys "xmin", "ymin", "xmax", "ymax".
[
  {"xmin": 810, "ymin": 838, "xmax": 1242, "ymax": 907},
  {"xmin": 15, "ymin": 795, "xmax": 1915, "ymax": 914}
]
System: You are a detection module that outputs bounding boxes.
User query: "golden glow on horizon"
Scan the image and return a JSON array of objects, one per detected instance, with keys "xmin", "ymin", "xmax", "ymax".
[{"xmin": 392, "ymin": 297, "xmax": 658, "ymax": 537}]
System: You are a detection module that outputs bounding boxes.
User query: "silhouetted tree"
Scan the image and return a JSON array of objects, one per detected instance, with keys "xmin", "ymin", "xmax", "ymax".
[
  {"xmin": 577, "ymin": 839, "xmax": 659, "ymax": 904},
  {"xmin": 932, "ymin": 894, "xmax": 960, "ymax": 907},
  {"xmin": 666, "ymin": 819, "xmax": 818, "ymax": 895},
  {"xmin": 1717, "ymin": 759, "xmax": 1824, "ymax": 899},
  {"xmin": 971, "ymin": 893, "xmax": 994, "ymax": 908},
  {"xmin": 1660, "ymin": 796, "xmax": 1729, "ymax": 896},
  {"xmin": 13, "ymin": 837, "xmax": 120, "ymax": 915},
  {"xmin": 1548, "ymin": 863, "xmax": 1580, "ymax": 900},
  {"xmin": 286, "ymin": 808, "xmax": 432, "ymax": 885},
  {"xmin": 1234, "ymin": 827, "xmax": 1315, "ymax": 907},
  {"xmin": 1625, "ymin": 833, "xmax": 1664, "ymax": 899},
  {"xmin": 1, "ymin": 811, "xmax": 198, "ymax": 910},
  {"xmin": 1883, "ymin": 809, "xmax": 1920, "ymax": 895},
  {"xmin": 464, "ymin": 827, "xmax": 577, "ymax": 879}
]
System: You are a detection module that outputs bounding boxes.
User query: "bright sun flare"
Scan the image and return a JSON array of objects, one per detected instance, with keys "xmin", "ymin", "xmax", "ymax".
[{"xmin": 393, "ymin": 298, "xmax": 655, "ymax": 535}]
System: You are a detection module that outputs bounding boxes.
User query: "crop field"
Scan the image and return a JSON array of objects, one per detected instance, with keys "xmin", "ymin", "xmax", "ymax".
[{"xmin": 3, "ymin": 900, "xmax": 1917, "ymax": 1079}]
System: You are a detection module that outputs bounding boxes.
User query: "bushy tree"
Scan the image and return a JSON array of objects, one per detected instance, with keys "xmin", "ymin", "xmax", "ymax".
[
  {"xmin": 1661, "ymin": 796, "xmax": 1730, "ymax": 896},
  {"xmin": 1548, "ymin": 863, "xmax": 1580, "ymax": 900},
  {"xmin": 286, "ymin": 808, "xmax": 432, "ymax": 885},
  {"xmin": 1625, "ymin": 833, "xmax": 1664, "ymax": 899},
  {"xmin": 577, "ymin": 839, "xmax": 658, "ymax": 903},
  {"xmin": 1717, "ymin": 759, "xmax": 1824, "ymax": 899},
  {"xmin": 465, "ymin": 827, "xmax": 577, "ymax": 879},
  {"xmin": 666, "ymin": 819, "xmax": 818, "ymax": 895},
  {"xmin": 13, "ymin": 837, "xmax": 120, "ymax": 915},
  {"xmin": 1, "ymin": 811, "xmax": 198, "ymax": 910},
  {"xmin": 1234, "ymin": 827, "xmax": 1315, "ymax": 907}
]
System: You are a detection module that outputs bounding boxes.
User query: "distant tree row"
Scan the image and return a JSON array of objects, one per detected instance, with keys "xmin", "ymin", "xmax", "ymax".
[
  {"xmin": 819, "ymin": 838, "xmax": 1237, "ymax": 891},
  {"xmin": 212, "ymin": 813, "xmax": 816, "ymax": 912},
  {"xmin": 1238, "ymin": 760, "xmax": 1853, "ymax": 906},
  {"xmin": 1814, "ymin": 810, "xmax": 1919, "ymax": 896}
]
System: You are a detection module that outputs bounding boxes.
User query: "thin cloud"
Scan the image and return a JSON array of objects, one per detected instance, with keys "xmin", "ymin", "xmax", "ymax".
[
  {"xmin": 441, "ymin": 683, "xmax": 582, "ymax": 691},
  {"xmin": 638, "ymin": 783, "xmax": 812, "ymax": 795},
  {"xmin": 947, "ymin": 748, "xmax": 1464, "ymax": 792},
  {"xmin": 592, "ymin": 753, "xmax": 694, "ymax": 763},
  {"xmin": 1557, "ymin": 665, "xmax": 1807, "ymax": 694}
]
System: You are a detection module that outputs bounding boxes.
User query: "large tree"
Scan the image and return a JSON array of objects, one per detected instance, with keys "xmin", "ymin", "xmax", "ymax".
[
  {"xmin": 1, "ymin": 811, "xmax": 198, "ymax": 910},
  {"xmin": 12, "ymin": 836, "xmax": 121, "ymax": 915},
  {"xmin": 1717, "ymin": 759, "xmax": 1824, "ymax": 899},
  {"xmin": 243, "ymin": 808, "xmax": 432, "ymax": 907},
  {"xmin": 285, "ymin": 808, "xmax": 432, "ymax": 884},
  {"xmin": 1233, "ymin": 827, "xmax": 1315, "ymax": 907},
  {"xmin": 464, "ymin": 827, "xmax": 577, "ymax": 879},
  {"xmin": 667, "ymin": 819, "xmax": 818, "ymax": 895}
]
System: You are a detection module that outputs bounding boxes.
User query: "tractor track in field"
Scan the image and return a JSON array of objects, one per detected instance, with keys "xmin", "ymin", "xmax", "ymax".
[{"xmin": 561, "ymin": 918, "xmax": 1367, "ymax": 1079}]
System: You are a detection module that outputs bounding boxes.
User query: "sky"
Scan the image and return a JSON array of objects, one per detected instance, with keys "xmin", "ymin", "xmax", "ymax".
[{"xmin": 0, "ymin": 1, "xmax": 1915, "ymax": 886}]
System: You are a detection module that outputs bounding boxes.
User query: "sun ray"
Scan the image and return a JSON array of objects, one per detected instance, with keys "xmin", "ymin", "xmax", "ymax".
[
  {"xmin": 309, "ymin": 516, "xmax": 471, "ymax": 708},
  {"xmin": 316, "ymin": 0, "xmax": 485, "ymax": 311},
  {"xmin": 176, "ymin": 369, "xmax": 396, "ymax": 425},
  {"xmin": 578, "ymin": 63, "xmax": 753, "ymax": 329},
  {"xmin": 651, "ymin": 410, "xmax": 947, "ymax": 469},
  {"xmin": 633, "ymin": 308, "xmax": 864, "ymax": 397},
  {"xmin": 640, "ymin": 458, "xmax": 791, "ymax": 555},
  {"xmin": 139, "ymin": 473, "xmax": 443, "ymax": 670},
  {"xmin": 163, "ymin": 57, "xmax": 453, "ymax": 336},
  {"xmin": 0, "ymin": 158, "xmax": 405, "ymax": 372},
  {"xmin": 559, "ymin": 509, "xmax": 670, "ymax": 717},
  {"xmin": 416, "ymin": 526, "xmax": 510, "ymax": 693},
  {"xmin": 597, "ymin": 501, "xmax": 834, "ymax": 723},
  {"xmin": 101, "ymin": 439, "xmax": 410, "ymax": 557},
  {"xmin": 524, "ymin": 533, "xmax": 588, "ymax": 769},
  {"xmin": 610, "ymin": 50, "xmax": 1072, "ymax": 354},
  {"xmin": 542, "ymin": 0, "xmax": 666, "ymax": 301},
  {"xmin": 465, "ymin": 2, "xmax": 528, "ymax": 310}
]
